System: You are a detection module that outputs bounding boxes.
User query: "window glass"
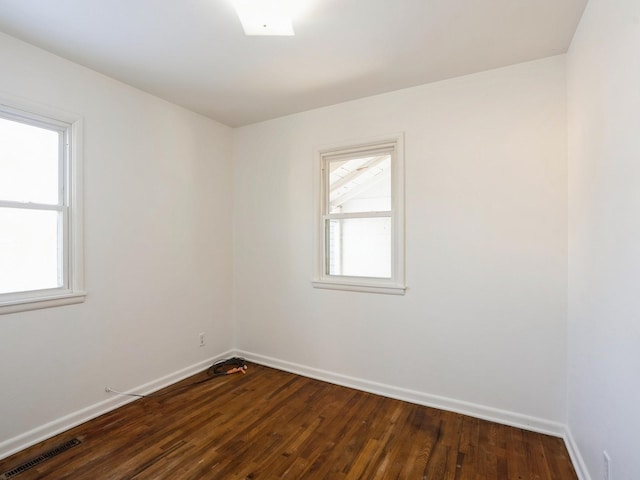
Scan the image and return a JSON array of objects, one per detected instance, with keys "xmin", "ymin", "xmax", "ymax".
[
  {"xmin": 0, "ymin": 117, "xmax": 60, "ymax": 205},
  {"xmin": 0, "ymin": 208, "xmax": 61, "ymax": 294},
  {"xmin": 328, "ymin": 155, "xmax": 391, "ymax": 214},
  {"xmin": 326, "ymin": 217, "xmax": 391, "ymax": 278}
]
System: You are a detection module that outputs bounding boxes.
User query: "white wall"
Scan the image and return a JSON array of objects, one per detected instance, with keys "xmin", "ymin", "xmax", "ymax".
[
  {"xmin": 0, "ymin": 32, "xmax": 234, "ymax": 457},
  {"xmin": 567, "ymin": 1, "xmax": 640, "ymax": 479},
  {"xmin": 234, "ymin": 56, "xmax": 568, "ymax": 430}
]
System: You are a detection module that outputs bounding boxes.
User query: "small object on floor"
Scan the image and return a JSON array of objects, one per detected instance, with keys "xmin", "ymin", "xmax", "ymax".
[{"xmin": 225, "ymin": 365, "xmax": 248, "ymax": 375}]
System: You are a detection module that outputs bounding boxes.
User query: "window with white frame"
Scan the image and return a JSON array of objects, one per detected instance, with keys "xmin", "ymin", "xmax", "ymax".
[
  {"xmin": 313, "ymin": 134, "xmax": 405, "ymax": 294},
  {"xmin": 0, "ymin": 101, "xmax": 84, "ymax": 314}
]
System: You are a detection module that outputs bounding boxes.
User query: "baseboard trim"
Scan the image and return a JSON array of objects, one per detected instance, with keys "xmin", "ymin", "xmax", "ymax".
[
  {"xmin": 0, "ymin": 350, "xmax": 235, "ymax": 461},
  {"xmin": 235, "ymin": 349, "xmax": 566, "ymax": 438},
  {"xmin": 564, "ymin": 427, "xmax": 592, "ymax": 480}
]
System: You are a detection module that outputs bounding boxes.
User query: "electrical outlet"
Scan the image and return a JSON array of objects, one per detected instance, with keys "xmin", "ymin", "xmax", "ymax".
[
  {"xmin": 199, "ymin": 332, "xmax": 205, "ymax": 347},
  {"xmin": 603, "ymin": 451, "xmax": 612, "ymax": 480}
]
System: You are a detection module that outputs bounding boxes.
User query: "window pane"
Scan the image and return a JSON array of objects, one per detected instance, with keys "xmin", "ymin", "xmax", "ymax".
[
  {"xmin": 0, "ymin": 207, "xmax": 62, "ymax": 294},
  {"xmin": 326, "ymin": 217, "xmax": 391, "ymax": 278},
  {"xmin": 328, "ymin": 154, "xmax": 391, "ymax": 214},
  {"xmin": 0, "ymin": 117, "xmax": 60, "ymax": 204}
]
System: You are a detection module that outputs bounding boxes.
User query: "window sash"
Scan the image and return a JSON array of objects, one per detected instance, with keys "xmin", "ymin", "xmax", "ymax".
[
  {"xmin": 324, "ymin": 216, "xmax": 393, "ymax": 279},
  {"xmin": 0, "ymin": 110, "xmax": 67, "ymax": 204},
  {"xmin": 324, "ymin": 211, "xmax": 392, "ymax": 220},
  {"xmin": 321, "ymin": 144, "xmax": 396, "ymax": 162}
]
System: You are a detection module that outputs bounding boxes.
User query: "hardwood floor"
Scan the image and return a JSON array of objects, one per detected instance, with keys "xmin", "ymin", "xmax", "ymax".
[{"xmin": 0, "ymin": 363, "xmax": 577, "ymax": 479}]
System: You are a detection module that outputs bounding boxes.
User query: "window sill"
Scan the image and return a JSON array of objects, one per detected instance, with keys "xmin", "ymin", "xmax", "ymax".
[
  {"xmin": 0, "ymin": 291, "xmax": 86, "ymax": 315},
  {"xmin": 312, "ymin": 280, "xmax": 406, "ymax": 295}
]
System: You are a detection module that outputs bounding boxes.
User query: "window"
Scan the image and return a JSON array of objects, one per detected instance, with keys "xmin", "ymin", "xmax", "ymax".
[
  {"xmin": 313, "ymin": 133, "xmax": 405, "ymax": 294},
  {"xmin": 0, "ymin": 100, "xmax": 84, "ymax": 314}
]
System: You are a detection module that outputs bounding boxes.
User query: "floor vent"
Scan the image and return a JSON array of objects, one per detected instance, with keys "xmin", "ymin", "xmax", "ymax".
[{"xmin": 1, "ymin": 438, "xmax": 81, "ymax": 479}]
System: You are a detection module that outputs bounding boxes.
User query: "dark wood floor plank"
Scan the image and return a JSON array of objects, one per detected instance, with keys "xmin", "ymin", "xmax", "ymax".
[
  {"xmin": 540, "ymin": 433, "xmax": 579, "ymax": 480},
  {"xmin": 0, "ymin": 363, "xmax": 578, "ymax": 480},
  {"xmin": 455, "ymin": 415, "xmax": 480, "ymax": 480}
]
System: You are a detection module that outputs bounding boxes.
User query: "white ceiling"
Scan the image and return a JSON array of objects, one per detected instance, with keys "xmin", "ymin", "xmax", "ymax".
[{"xmin": 0, "ymin": 0, "xmax": 587, "ymax": 127}]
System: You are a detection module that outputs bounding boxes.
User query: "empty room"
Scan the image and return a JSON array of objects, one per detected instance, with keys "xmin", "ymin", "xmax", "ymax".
[{"xmin": 0, "ymin": 0, "xmax": 638, "ymax": 479}]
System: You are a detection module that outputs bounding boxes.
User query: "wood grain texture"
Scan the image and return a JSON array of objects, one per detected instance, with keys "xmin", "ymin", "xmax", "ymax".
[{"xmin": 0, "ymin": 363, "xmax": 577, "ymax": 479}]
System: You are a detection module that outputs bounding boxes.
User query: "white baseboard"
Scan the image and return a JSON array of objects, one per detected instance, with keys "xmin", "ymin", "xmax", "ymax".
[
  {"xmin": 235, "ymin": 349, "xmax": 566, "ymax": 437},
  {"xmin": 0, "ymin": 350, "xmax": 235, "ymax": 461},
  {"xmin": 564, "ymin": 428, "xmax": 592, "ymax": 480}
]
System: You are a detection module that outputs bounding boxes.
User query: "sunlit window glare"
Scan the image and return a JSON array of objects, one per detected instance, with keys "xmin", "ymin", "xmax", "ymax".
[
  {"xmin": 0, "ymin": 117, "xmax": 63, "ymax": 294},
  {"xmin": 0, "ymin": 118, "xmax": 59, "ymax": 204}
]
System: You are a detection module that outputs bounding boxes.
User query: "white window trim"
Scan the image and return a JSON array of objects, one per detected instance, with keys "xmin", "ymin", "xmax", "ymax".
[
  {"xmin": 312, "ymin": 133, "xmax": 406, "ymax": 295},
  {"xmin": 0, "ymin": 95, "xmax": 85, "ymax": 315}
]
